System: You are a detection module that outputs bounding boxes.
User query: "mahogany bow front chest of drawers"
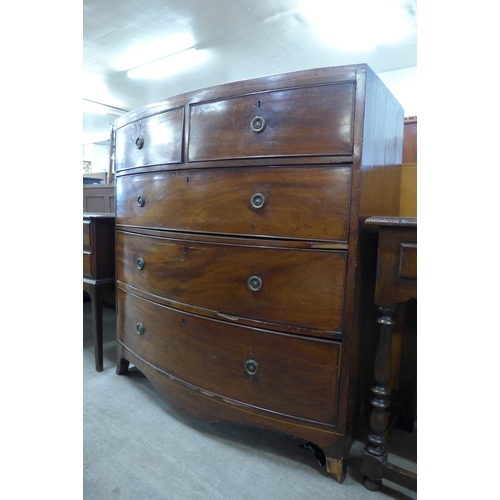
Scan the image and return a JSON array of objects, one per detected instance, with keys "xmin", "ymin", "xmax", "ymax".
[{"xmin": 113, "ymin": 64, "xmax": 404, "ymax": 483}]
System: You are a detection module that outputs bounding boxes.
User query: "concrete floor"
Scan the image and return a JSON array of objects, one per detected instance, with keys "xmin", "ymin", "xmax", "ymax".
[{"xmin": 83, "ymin": 298, "xmax": 417, "ymax": 499}]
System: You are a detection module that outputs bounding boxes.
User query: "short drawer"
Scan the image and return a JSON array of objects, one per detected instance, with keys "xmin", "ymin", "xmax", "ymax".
[
  {"xmin": 117, "ymin": 232, "xmax": 346, "ymax": 332},
  {"xmin": 118, "ymin": 288, "xmax": 341, "ymax": 425},
  {"xmin": 83, "ymin": 252, "xmax": 92, "ymax": 277},
  {"xmin": 114, "ymin": 107, "xmax": 184, "ymax": 171},
  {"xmin": 188, "ymin": 83, "xmax": 354, "ymax": 162},
  {"xmin": 83, "ymin": 219, "xmax": 91, "ymax": 248},
  {"xmin": 399, "ymin": 242, "xmax": 417, "ymax": 279},
  {"xmin": 116, "ymin": 166, "xmax": 351, "ymax": 242}
]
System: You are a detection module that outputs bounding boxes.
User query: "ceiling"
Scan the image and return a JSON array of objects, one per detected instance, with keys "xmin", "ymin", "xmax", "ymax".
[{"xmin": 83, "ymin": 0, "xmax": 417, "ymax": 145}]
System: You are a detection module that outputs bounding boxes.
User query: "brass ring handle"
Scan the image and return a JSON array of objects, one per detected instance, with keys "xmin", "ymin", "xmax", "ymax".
[
  {"xmin": 250, "ymin": 116, "xmax": 266, "ymax": 133},
  {"xmin": 135, "ymin": 136, "xmax": 144, "ymax": 149},
  {"xmin": 245, "ymin": 359, "xmax": 259, "ymax": 375},
  {"xmin": 137, "ymin": 195, "xmax": 145, "ymax": 207},
  {"xmin": 250, "ymin": 193, "xmax": 266, "ymax": 210},
  {"xmin": 136, "ymin": 322, "xmax": 145, "ymax": 335},
  {"xmin": 248, "ymin": 275, "xmax": 263, "ymax": 292},
  {"xmin": 136, "ymin": 257, "xmax": 145, "ymax": 270}
]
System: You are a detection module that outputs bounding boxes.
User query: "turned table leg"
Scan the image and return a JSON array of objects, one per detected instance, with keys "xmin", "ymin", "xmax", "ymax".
[{"xmin": 362, "ymin": 306, "xmax": 395, "ymax": 491}]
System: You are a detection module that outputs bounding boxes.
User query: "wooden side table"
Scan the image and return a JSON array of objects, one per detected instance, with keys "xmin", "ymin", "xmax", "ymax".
[
  {"xmin": 361, "ymin": 216, "xmax": 417, "ymax": 492},
  {"xmin": 83, "ymin": 213, "xmax": 115, "ymax": 372}
]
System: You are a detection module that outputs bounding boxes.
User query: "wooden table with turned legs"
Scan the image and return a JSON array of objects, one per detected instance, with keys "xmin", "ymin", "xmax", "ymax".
[{"xmin": 361, "ymin": 216, "xmax": 417, "ymax": 492}]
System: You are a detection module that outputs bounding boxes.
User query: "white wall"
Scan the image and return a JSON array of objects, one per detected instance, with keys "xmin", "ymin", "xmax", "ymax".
[{"xmin": 378, "ymin": 66, "xmax": 417, "ymax": 117}]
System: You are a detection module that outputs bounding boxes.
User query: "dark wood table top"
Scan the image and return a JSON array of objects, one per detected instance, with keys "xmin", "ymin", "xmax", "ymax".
[
  {"xmin": 83, "ymin": 212, "xmax": 116, "ymax": 218},
  {"xmin": 365, "ymin": 216, "xmax": 416, "ymax": 227}
]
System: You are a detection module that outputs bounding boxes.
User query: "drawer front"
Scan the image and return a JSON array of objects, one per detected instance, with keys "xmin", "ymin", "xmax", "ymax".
[
  {"xmin": 118, "ymin": 288, "xmax": 340, "ymax": 425},
  {"xmin": 399, "ymin": 242, "xmax": 417, "ymax": 280},
  {"xmin": 116, "ymin": 166, "xmax": 351, "ymax": 242},
  {"xmin": 114, "ymin": 108, "xmax": 184, "ymax": 171},
  {"xmin": 83, "ymin": 219, "xmax": 91, "ymax": 249},
  {"xmin": 83, "ymin": 252, "xmax": 92, "ymax": 277},
  {"xmin": 117, "ymin": 232, "xmax": 346, "ymax": 332},
  {"xmin": 188, "ymin": 83, "xmax": 354, "ymax": 162}
]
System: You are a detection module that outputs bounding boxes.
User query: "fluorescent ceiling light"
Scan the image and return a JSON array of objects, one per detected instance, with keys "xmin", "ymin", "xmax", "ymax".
[
  {"xmin": 301, "ymin": 0, "xmax": 415, "ymax": 51},
  {"xmin": 127, "ymin": 48, "xmax": 206, "ymax": 80}
]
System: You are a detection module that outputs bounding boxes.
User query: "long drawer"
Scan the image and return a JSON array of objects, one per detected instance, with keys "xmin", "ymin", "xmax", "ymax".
[
  {"xmin": 116, "ymin": 166, "xmax": 351, "ymax": 242},
  {"xmin": 188, "ymin": 83, "xmax": 354, "ymax": 161},
  {"xmin": 114, "ymin": 107, "xmax": 184, "ymax": 171},
  {"xmin": 117, "ymin": 288, "xmax": 341, "ymax": 425},
  {"xmin": 117, "ymin": 231, "xmax": 346, "ymax": 332}
]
